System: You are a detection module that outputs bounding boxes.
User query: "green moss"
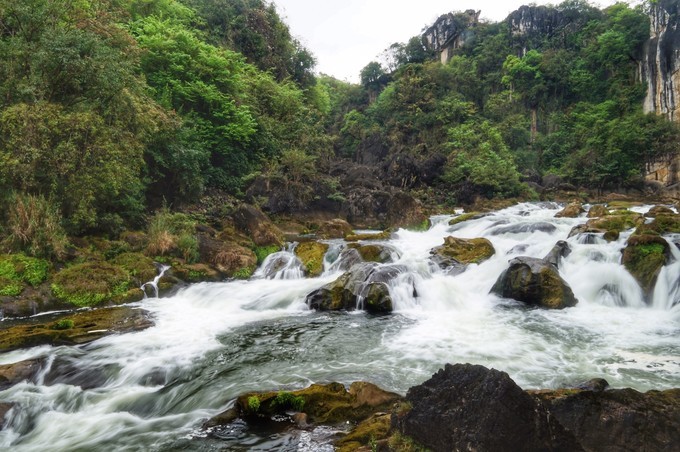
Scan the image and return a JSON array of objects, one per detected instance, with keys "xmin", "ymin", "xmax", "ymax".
[
  {"xmin": 434, "ymin": 237, "xmax": 495, "ymax": 264},
  {"xmin": 51, "ymin": 261, "xmax": 131, "ymax": 307},
  {"xmin": 336, "ymin": 414, "xmax": 391, "ymax": 452},
  {"xmin": 53, "ymin": 319, "xmax": 74, "ymax": 330},
  {"xmin": 587, "ymin": 213, "xmax": 643, "ymax": 233},
  {"xmin": 272, "ymin": 391, "xmax": 305, "ymax": 411},
  {"xmin": 232, "ymin": 267, "xmax": 254, "ymax": 280},
  {"xmin": 294, "ymin": 242, "xmax": 329, "ymax": 277},
  {"xmin": 408, "ymin": 218, "xmax": 431, "ymax": 232},
  {"xmin": 0, "ymin": 254, "xmax": 50, "ymax": 296},
  {"xmin": 345, "ymin": 230, "xmax": 391, "ymax": 241},
  {"xmin": 110, "ymin": 252, "xmax": 157, "ymax": 283},
  {"xmin": 622, "ymin": 235, "xmax": 669, "ymax": 295},
  {"xmin": 253, "ymin": 245, "xmax": 280, "ymax": 265},
  {"xmin": 449, "ymin": 212, "xmax": 481, "ymax": 227},
  {"xmin": 247, "ymin": 396, "xmax": 261, "ymax": 412},
  {"xmin": 635, "ymin": 214, "xmax": 680, "ymax": 236},
  {"xmin": 0, "ymin": 276, "xmax": 23, "ymax": 296}
]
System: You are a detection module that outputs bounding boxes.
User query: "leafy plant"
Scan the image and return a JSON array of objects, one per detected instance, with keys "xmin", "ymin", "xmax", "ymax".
[
  {"xmin": 53, "ymin": 319, "xmax": 74, "ymax": 330},
  {"xmin": 272, "ymin": 391, "xmax": 305, "ymax": 412},
  {"xmin": 247, "ymin": 396, "xmax": 261, "ymax": 412}
]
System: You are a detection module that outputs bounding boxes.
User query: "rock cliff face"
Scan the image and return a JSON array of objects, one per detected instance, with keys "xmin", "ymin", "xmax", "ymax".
[
  {"xmin": 507, "ymin": 5, "xmax": 565, "ymax": 50},
  {"xmin": 641, "ymin": 1, "xmax": 680, "ymax": 186},
  {"xmin": 422, "ymin": 10, "xmax": 479, "ymax": 64},
  {"xmin": 642, "ymin": 0, "xmax": 680, "ymax": 121}
]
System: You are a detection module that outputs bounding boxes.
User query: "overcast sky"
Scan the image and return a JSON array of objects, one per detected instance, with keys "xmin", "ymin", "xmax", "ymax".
[{"xmin": 273, "ymin": 0, "xmax": 631, "ymax": 82}]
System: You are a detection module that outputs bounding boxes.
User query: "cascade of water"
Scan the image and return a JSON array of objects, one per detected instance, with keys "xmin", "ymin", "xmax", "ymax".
[
  {"xmin": 141, "ymin": 264, "xmax": 170, "ymax": 298},
  {"xmin": 253, "ymin": 250, "xmax": 304, "ymax": 280}
]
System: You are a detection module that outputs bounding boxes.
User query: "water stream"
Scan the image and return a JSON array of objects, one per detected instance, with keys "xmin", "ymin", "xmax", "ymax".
[{"xmin": 1, "ymin": 203, "xmax": 679, "ymax": 450}]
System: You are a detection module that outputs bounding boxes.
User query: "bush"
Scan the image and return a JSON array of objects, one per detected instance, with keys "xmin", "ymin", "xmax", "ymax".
[
  {"xmin": 0, "ymin": 253, "xmax": 50, "ymax": 296},
  {"xmin": 146, "ymin": 208, "xmax": 199, "ymax": 262},
  {"xmin": 2, "ymin": 193, "xmax": 68, "ymax": 259}
]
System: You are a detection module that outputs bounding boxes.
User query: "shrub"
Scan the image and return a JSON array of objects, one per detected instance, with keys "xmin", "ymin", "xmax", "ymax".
[
  {"xmin": 146, "ymin": 208, "xmax": 198, "ymax": 262},
  {"xmin": 53, "ymin": 319, "xmax": 74, "ymax": 330},
  {"xmin": 0, "ymin": 253, "xmax": 50, "ymax": 296},
  {"xmin": 2, "ymin": 193, "xmax": 68, "ymax": 259},
  {"xmin": 253, "ymin": 245, "xmax": 280, "ymax": 264},
  {"xmin": 272, "ymin": 391, "xmax": 305, "ymax": 412}
]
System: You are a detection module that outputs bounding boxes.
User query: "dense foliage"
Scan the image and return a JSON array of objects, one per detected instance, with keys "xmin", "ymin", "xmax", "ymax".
[{"xmin": 0, "ymin": 0, "xmax": 679, "ymax": 257}]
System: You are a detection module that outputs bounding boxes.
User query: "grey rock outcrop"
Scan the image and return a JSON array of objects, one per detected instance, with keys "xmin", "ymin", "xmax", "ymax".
[{"xmin": 422, "ymin": 10, "xmax": 480, "ymax": 64}]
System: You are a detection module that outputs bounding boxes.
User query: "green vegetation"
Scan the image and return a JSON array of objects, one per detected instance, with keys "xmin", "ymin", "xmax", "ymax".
[
  {"xmin": 146, "ymin": 209, "xmax": 199, "ymax": 263},
  {"xmin": 51, "ymin": 262, "xmax": 131, "ymax": 307},
  {"xmin": 0, "ymin": 254, "xmax": 49, "ymax": 296},
  {"xmin": 272, "ymin": 391, "xmax": 305, "ymax": 412},
  {"xmin": 53, "ymin": 319, "xmax": 75, "ymax": 330},
  {"xmin": 232, "ymin": 266, "xmax": 254, "ymax": 280},
  {"xmin": 247, "ymin": 395, "xmax": 261, "ymax": 412},
  {"xmin": 253, "ymin": 245, "xmax": 280, "ymax": 265}
]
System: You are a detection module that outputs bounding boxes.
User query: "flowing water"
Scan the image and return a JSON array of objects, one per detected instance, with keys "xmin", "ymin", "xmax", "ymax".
[{"xmin": 1, "ymin": 203, "xmax": 679, "ymax": 450}]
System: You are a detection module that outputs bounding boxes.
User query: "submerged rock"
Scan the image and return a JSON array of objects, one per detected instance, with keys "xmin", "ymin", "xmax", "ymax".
[
  {"xmin": 305, "ymin": 263, "xmax": 408, "ymax": 313},
  {"xmin": 490, "ymin": 222, "xmax": 557, "ymax": 236},
  {"xmin": 347, "ymin": 243, "xmax": 399, "ymax": 264},
  {"xmin": 396, "ymin": 363, "xmax": 581, "ymax": 452},
  {"xmin": 0, "ymin": 307, "xmax": 153, "ymax": 352},
  {"xmin": 0, "ymin": 402, "xmax": 14, "ymax": 429},
  {"xmin": 491, "ymin": 256, "xmax": 578, "ymax": 309},
  {"xmin": 622, "ymin": 235, "xmax": 670, "ymax": 299}
]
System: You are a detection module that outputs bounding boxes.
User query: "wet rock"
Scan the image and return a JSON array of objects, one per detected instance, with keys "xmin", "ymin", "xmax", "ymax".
[
  {"xmin": 170, "ymin": 263, "xmax": 223, "ymax": 283},
  {"xmin": 396, "ymin": 363, "xmax": 581, "ymax": 452},
  {"xmin": 555, "ymin": 202, "xmax": 584, "ymax": 218},
  {"xmin": 431, "ymin": 236, "xmax": 495, "ymax": 267},
  {"xmin": 635, "ymin": 213, "xmax": 680, "ymax": 236},
  {"xmin": 603, "ymin": 230, "xmax": 620, "ymax": 242},
  {"xmin": 448, "ymin": 212, "xmax": 486, "ymax": 227},
  {"xmin": 336, "ymin": 412, "xmax": 391, "ymax": 452},
  {"xmin": 232, "ymin": 204, "xmax": 283, "ymax": 247},
  {"xmin": 575, "ymin": 378, "xmax": 609, "ymax": 392},
  {"xmin": 533, "ymin": 386, "xmax": 680, "ymax": 452},
  {"xmin": 294, "ymin": 241, "xmax": 330, "ymax": 277},
  {"xmin": 317, "ymin": 219, "xmax": 353, "ymax": 239},
  {"xmin": 543, "ymin": 240, "xmax": 571, "ymax": 267},
  {"xmin": 329, "ymin": 247, "xmax": 363, "ymax": 272},
  {"xmin": 491, "ymin": 256, "xmax": 578, "ymax": 309},
  {"xmin": 0, "ymin": 307, "xmax": 153, "ymax": 352},
  {"xmin": 345, "ymin": 230, "xmax": 392, "ymax": 242},
  {"xmin": 385, "ymin": 191, "xmax": 428, "ymax": 230},
  {"xmin": 1, "ymin": 283, "xmax": 70, "ymax": 318},
  {"xmin": 622, "ymin": 235, "xmax": 670, "ymax": 299},
  {"xmin": 347, "ymin": 243, "xmax": 399, "ymax": 264},
  {"xmin": 305, "ymin": 263, "xmax": 407, "ymax": 313},
  {"xmin": 490, "ymin": 222, "xmax": 557, "ymax": 236},
  {"xmin": 586, "ymin": 212, "xmax": 644, "ymax": 234},
  {"xmin": 587, "ymin": 204, "xmax": 609, "ymax": 218},
  {"xmin": 645, "ymin": 205, "xmax": 675, "ymax": 218},
  {"xmin": 207, "ymin": 381, "xmax": 403, "ymax": 432},
  {"xmin": 0, "ymin": 402, "xmax": 14, "ymax": 429},
  {"xmin": 0, "ymin": 359, "xmax": 43, "ymax": 390}
]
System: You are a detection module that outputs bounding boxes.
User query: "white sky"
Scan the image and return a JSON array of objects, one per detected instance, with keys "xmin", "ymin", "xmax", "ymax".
[{"xmin": 273, "ymin": 0, "xmax": 631, "ymax": 82}]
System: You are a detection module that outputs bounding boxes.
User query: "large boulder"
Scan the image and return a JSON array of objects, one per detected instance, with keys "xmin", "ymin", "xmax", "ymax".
[
  {"xmin": 385, "ymin": 191, "xmax": 428, "ymax": 230},
  {"xmin": 232, "ymin": 204, "xmax": 283, "ymax": 247},
  {"xmin": 491, "ymin": 256, "xmax": 578, "ymax": 309},
  {"xmin": 622, "ymin": 235, "xmax": 670, "ymax": 299},
  {"xmin": 396, "ymin": 363, "xmax": 581, "ymax": 452},
  {"xmin": 533, "ymin": 386, "xmax": 680, "ymax": 452},
  {"xmin": 543, "ymin": 240, "xmax": 571, "ymax": 267},
  {"xmin": 197, "ymin": 233, "xmax": 256, "ymax": 277},
  {"xmin": 348, "ymin": 243, "xmax": 399, "ymax": 264},
  {"xmin": 305, "ymin": 263, "xmax": 407, "ymax": 313},
  {"xmin": 635, "ymin": 213, "xmax": 680, "ymax": 236},
  {"xmin": 431, "ymin": 236, "xmax": 495, "ymax": 267}
]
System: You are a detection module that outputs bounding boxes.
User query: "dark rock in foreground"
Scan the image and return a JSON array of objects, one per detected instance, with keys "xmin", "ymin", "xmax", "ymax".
[
  {"xmin": 0, "ymin": 359, "xmax": 44, "ymax": 390},
  {"xmin": 533, "ymin": 386, "xmax": 680, "ymax": 452},
  {"xmin": 491, "ymin": 256, "xmax": 578, "ymax": 309},
  {"xmin": 396, "ymin": 363, "xmax": 582, "ymax": 452}
]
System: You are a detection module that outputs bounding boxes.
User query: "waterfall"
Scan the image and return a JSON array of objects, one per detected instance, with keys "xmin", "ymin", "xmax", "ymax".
[
  {"xmin": 1, "ymin": 202, "xmax": 678, "ymax": 450},
  {"xmin": 141, "ymin": 264, "xmax": 170, "ymax": 298}
]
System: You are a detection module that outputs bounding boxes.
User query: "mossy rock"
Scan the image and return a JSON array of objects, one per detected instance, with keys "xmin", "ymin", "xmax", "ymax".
[
  {"xmin": 449, "ymin": 212, "xmax": 483, "ymax": 227},
  {"xmin": 230, "ymin": 381, "xmax": 402, "ymax": 425},
  {"xmin": 622, "ymin": 235, "xmax": 670, "ymax": 298},
  {"xmin": 110, "ymin": 252, "xmax": 157, "ymax": 285},
  {"xmin": 0, "ymin": 307, "xmax": 153, "ymax": 352},
  {"xmin": 252, "ymin": 245, "xmax": 280, "ymax": 265},
  {"xmin": 347, "ymin": 243, "xmax": 397, "ymax": 263},
  {"xmin": 295, "ymin": 241, "xmax": 329, "ymax": 277},
  {"xmin": 336, "ymin": 413, "xmax": 392, "ymax": 451},
  {"xmin": 119, "ymin": 230, "xmax": 149, "ymax": 251},
  {"xmin": 0, "ymin": 254, "xmax": 50, "ymax": 296},
  {"xmin": 171, "ymin": 263, "xmax": 222, "ymax": 283},
  {"xmin": 432, "ymin": 236, "xmax": 495, "ymax": 265},
  {"xmin": 345, "ymin": 230, "xmax": 392, "ymax": 242},
  {"xmin": 555, "ymin": 203, "xmax": 584, "ymax": 218},
  {"xmin": 645, "ymin": 205, "xmax": 675, "ymax": 218},
  {"xmin": 317, "ymin": 219, "xmax": 353, "ymax": 239},
  {"xmin": 634, "ymin": 214, "xmax": 680, "ymax": 236},
  {"xmin": 586, "ymin": 213, "xmax": 643, "ymax": 234},
  {"xmin": 51, "ymin": 262, "xmax": 131, "ymax": 307},
  {"xmin": 587, "ymin": 204, "xmax": 609, "ymax": 218}
]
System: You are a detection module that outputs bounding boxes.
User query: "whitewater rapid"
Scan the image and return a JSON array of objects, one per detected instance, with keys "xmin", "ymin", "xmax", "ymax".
[{"xmin": 1, "ymin": 202, "xmax": 679, "ymax": 450}]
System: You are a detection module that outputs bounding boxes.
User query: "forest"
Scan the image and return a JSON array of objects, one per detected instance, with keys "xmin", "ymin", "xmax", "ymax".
[{"xmin": 0, "ymin": 0, "xmax": 678, "ymax": 258}]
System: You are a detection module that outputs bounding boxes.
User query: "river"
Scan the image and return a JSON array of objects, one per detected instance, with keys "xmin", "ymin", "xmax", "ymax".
[{"xmin": 1, "ymin": 202, "xmax": 679, "ymax": 450}]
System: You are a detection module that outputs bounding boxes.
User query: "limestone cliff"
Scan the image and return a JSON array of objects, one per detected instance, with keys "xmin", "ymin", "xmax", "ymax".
[
  {"xmin": 642, "ymin": 0, "xmax": 680, "ymax": 121},
  {"xmin": 422, "ymin": 10, "xmax": 479, "ymax": 64},
  {"xmin": 642, "ymin": 1, "xmax": 680, "ymax": 186}
]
